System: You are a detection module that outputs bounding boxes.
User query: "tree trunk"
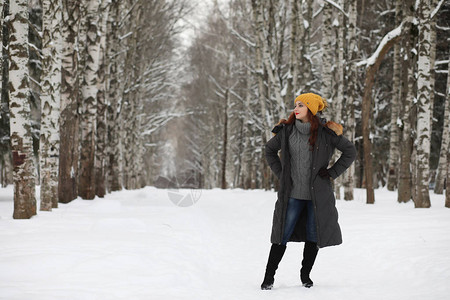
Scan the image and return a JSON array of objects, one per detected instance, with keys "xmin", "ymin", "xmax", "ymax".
[
  {"xmin": 122, "ymin": 0, "xmax": 141, "ymax": 190},
  {"xmin": 1, "ymin": 2, "xmax": 12, "ymax": 188},
  {"xmin": 387, "ymin": 0, "xmax": 403, "ymax": 191},
  {"xmin": 361, "ymin": 23, "xmax": 406, "ymax": 204},
  {"xmin": 397, "ymin": 0, "xmax": 416, "ymax": 203},
  {"xmin": 40, "ymin": 0, "xmax": 62, "ymax": 211},
  {"xmin": 343, "ymin": 0, "xmax": 358, "ymax": 201},
  {"xmin": 321, "ymin": 2, "xmax": 333, "ymax": 104},
  {"xmin": 221, "ymin": 90, "xmax": 229, "ymax": 189},
  {"xmin": 414, "ymin": 0, "xmax": 432, "ymax": 208},
  {"xmin": 59, "ymin": 0, "xmax": 81, "ymax": 203},
  {"xmin": 300, "ymin": 0, "xmax": 313, "ymax": 91},
  {"xmin": 434, "ymin": 55, "xmax": 449, "ymax": 195},
  {"xmin": 106, "ymin": 0, "xmax": 123, "ymax": 192},
  {"xmin": 78, "ymin": 0, "xmax": 101, "ymax": 200},
  {"xmin": 286, "ymin": 0, "xmax": 299, "ymax": 102},
  {"xmin": 428, "ymin": 0, "xmax": 437, "ymax": 135},
  {"xmin": 251, "ymin": 0, "xmax": 272, "ymax": 142},
  {"xmin": 332, "ymin": 0, "xmax": 346, "ymax": 200},
  {"xmin": 9, "ymin": 0, "xmax": 37, "ymax": 219},
  {"xmin": 0, "ymin": 1, "xmax": 3, "ymax": 102},
  {"xmin": 95, "ymin": 0, "xmax": 109, "ymax": 198},
  {"xmin": 446, "ymin": 148, "xmax": 450, "ymax": 208},
  {"xmin": 259, "ymin": 0, "xmax": 285, "ymax": 120}
]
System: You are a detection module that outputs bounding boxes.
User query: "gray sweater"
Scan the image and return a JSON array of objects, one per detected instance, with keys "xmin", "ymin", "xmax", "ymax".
[{"xmin": 289, "ymin": 120, "xmax": 312, "ymax": 200}]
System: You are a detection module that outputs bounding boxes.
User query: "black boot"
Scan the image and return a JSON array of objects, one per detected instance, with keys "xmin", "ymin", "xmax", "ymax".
[
  {"xmin": 300, "ymin": 241, "xmax": 318, "ymax": 288},
  {"xmin": 261, "ymin": 244, "xmax": 287, "ymax": 290}
]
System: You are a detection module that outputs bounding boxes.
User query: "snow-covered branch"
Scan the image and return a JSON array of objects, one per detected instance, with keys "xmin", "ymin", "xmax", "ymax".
[
  {"xmin": 230, "ymin": 28, "xmax": 256, "ymax": 47},
  {"xmin": 323, "ymin": 0, "xmax": 349, "ymax": 18},
  {"xmin": 430, "ymin": 0, "xmax": 445, "ymax": 20},
  {"xmin": 357, "ymin": 18, "xmax": 412, "ymax": 68}
]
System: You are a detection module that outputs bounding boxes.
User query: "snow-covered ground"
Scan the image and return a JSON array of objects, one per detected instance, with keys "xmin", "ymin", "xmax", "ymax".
[{"xmin": 0, "ymin": 186, "xmax": 449, "ymax": 300}]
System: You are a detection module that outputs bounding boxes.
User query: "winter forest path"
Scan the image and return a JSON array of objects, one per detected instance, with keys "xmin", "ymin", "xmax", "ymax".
[{"xmin": 0, "ymin": 186, "xmax": 449, "ymax": 300}]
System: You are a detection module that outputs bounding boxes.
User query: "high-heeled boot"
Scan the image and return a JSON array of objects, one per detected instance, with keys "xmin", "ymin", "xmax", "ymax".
[
  {"xmin": 300, "ymin": 241, "xmax": 318, "ymax": 288},
  {"xmin": 260, "ymin": 244, "xmax": 287, "ymax": 290}
]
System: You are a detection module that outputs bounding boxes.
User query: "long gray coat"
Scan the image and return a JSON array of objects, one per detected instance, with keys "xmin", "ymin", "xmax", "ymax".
[{"xmin": 265, "ymin": 122, "xmax": 356, "ymax": 248}]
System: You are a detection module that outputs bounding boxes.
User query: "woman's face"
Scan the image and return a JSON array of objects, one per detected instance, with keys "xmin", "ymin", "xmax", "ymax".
[{"xmin": 294, "ymin": 101, "xmax": 309, "ymax": 122}]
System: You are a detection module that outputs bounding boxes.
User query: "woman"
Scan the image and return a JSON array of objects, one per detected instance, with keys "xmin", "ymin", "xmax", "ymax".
[{"xmin": 261, "ymin": 92, "xmax": 356, "ymax": 290}]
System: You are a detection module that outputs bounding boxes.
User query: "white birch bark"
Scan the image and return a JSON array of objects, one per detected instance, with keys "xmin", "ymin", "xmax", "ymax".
[
  {"xmin": 251, "ymin": 0, "xmax": 272, "ymax": 143},
  {"xmin": 387, "ymin": 0, "xmax": 403, "ymax": 191},
  {"xmin": 332, "ymin": 0, "xmax": 345, "ymax": 199},
  {"xmin": 299, "ymin": 0, "xmax": 313, "ymax": 91},
  {"xmin": 106, "ymin": 0, "xmax": 124, "ymax": 192},
  {"xmin": 79, "ymin": 0, "xmax": 101, "ymax": 200},
  {"xmin": 428, "ymin": 0, "xmax": 437, "ymax": 128},
  {"xmin": 334, "ymin": 0, "xmax": 344, "ymax": 125},
  {"xmin": 415, "ymin": 0, "xmax": 432, "ymax": 208},
  {"xmin": 40, "ymin": 0, "xmax": 62, "ymax": 211},
  {"xmin": 343, "ymin": 0, "xmax": 357, "ymax": 200},
  {"xmin": 9, "ymin": 0, "xmax": 37, "ymax": 219},
  {"xmin": 95, "ymin": 0, "xmax": 109, "ymax": 197},
  {"xmin": 256, "ymin": 0, "xmax": 285, "ymax": 122},
  {"xmin": 287, "ymin": 0, "xmax": 299, "ymax": 102},
  {"xmin": 321, "ymin": 2, "xmax": 334, "ymax": 109},
  {"xmin": 241, "ymin": 55, "xmax": 253, "ymax": 189},
  {"xmin": 123, "ymin": 0, "xmax": 141, "ymax": 190},
  {"xmin": 434, "ymin": 56, "xmax": 449, "ymax": 195}
]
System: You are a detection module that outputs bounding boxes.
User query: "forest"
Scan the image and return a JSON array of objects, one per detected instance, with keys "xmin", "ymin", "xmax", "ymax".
[{"xmin": 0, "ymin": 0, "xmax": 449, "ymax": 219}]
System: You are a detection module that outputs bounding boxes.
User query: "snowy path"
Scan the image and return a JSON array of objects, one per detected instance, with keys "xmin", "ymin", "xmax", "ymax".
[{"xmin": 0, "ymin": 186, "xmax": 449, "ymax": 300}]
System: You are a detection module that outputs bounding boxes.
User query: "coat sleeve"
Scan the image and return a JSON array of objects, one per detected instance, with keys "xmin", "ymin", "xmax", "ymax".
[
  {"xmin": 265, "ymin": 131, "xmax": 283, "ymax": 179},
  {"xmin": 328, "ymin": 135, "xmax": 356, "ymax": 179}
]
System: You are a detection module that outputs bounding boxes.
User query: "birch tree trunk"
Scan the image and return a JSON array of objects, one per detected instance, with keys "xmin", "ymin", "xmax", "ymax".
[
  {"xmin": 300, "ymin": 0, "xmax": 313, "ymax": 91},
  {"xmin": 95, "ymin": 0, "xmax": 109, "ymax": 198},
  {"xmin": 398, "ymin": 58, "xmax": 416, "ymax": 203},
  {"xmin": 9, "ymin": 0, "xmax": 36, "ymax": 219},
  {"xmin": 321, "ymin": 2, "xmax": 333, "ymax": 104},
  {"xmin": 106, "ymin": 0, "xmax": 123, "ymax": 192},
  {"xmin": 78, "ymin": 0, "xmax": 101, "ymax": 200},
  {"xmin": 334, "ymin": 0, "xmax": 344, "ymax": 127},
  {"xmin": 397, "ymin": 0, "xmax": 416, "ymax": 203},
  {"xmin": 0, "ymin": 1, "xmax": 2, "ymax": 100},
  {"xmin": 40, "ymin": 0, "xmax": 62, "ymax": 211},
  {"xmin": 434, "ymin": 56, "xmax": 449, "ymax": 195},
  {"xmin": 414, "ymin": 0, "xmax": 432, "ymax": 208},
  {"xmin": 59, "ymin": 0, "xmax": 81, "ymax": 203},
  {"xmin": 343, "ymin": 0, "xmax": 357, "ymax": 200},
  {"xmin": 387, "ymin": 0, "xmax": 403, "ymax": 191},
  {"xmin": 0, "ymin": 3, "xmax": 12, "ymax": 188},
  {"xmin": 255, "ymin": 0, "xmax": 285, "ymax": 121},
  {"xmin": 221, "ymin": 89, "xmax": 229, "ymax": 189},
  {"xmin": 123, "ymin": 0, "xmax": 141, "ymax": 190},
  {"xmin": 286, "ymin": 0, "xmax": 299, "ymax": 102},
  {"xmin": 446, "ymin": 148, "xmax": 450, "ymax": 208},
  {"xmin": 240, "ymin": 55, "xmax": 253, "ymax": 189},
  {"xmin": 332, "ymin": 0, "xmax": 345, "ymax": 199},
  {"xmin": 428, "ymin": 0, "xmax": 437, "ymax": 131},
  {"xmin": 251, "ymin": 0, "xmax": 272, "ymax": 142}
]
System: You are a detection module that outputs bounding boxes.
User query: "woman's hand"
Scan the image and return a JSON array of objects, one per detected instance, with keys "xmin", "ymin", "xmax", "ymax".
[{"xmin": 318, "ymin": 168, "xmax": 330, "ymax": 178}]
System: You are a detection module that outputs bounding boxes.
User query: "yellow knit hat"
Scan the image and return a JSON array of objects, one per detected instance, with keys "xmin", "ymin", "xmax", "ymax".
[{"xmin": 294, "ymin": 93, "xmax": 327, "ymax": 116}]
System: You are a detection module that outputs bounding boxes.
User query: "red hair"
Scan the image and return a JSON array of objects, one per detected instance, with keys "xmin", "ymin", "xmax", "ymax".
[{"xmin": 276, "ymin": 110, "xmax": 320, "ymax": 150}]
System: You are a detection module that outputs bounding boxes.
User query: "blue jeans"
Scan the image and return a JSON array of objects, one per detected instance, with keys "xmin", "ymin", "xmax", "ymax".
[{"xmin": 281, "ymin": 197, "xmax": 317, "ymax": 245}]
